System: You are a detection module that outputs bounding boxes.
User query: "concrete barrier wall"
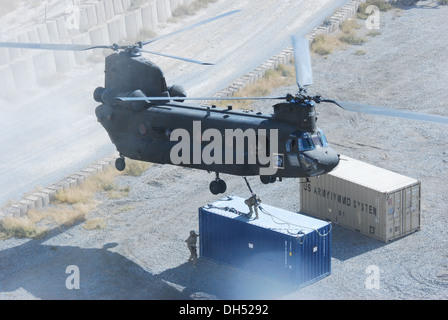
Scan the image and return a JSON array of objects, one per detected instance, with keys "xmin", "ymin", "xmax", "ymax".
[
  {"xmin": 0, "ymin": 0, "xmax": 189, "ymax": 99},
  {"xmin": 0, "ymin": 0, "xmax": 366, "ymax": 219},
  {"xmin": 4, "ymin": 156, "xmax": 117, "ymax": 218}
]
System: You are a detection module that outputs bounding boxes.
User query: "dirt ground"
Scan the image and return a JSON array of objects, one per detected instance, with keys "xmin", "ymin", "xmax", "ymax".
[{"xmin": 1, "ymin": 1, "xmax": 447, "ymax": 301}]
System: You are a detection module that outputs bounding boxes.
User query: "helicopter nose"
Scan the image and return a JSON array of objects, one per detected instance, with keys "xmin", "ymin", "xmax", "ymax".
[
  {"xmin": 317, "ymin": 147, "xmax": 340, "ymax": 171},
  {"xmin": 302, "ymin": 147, "xmax": 339, "ymax": 174}
]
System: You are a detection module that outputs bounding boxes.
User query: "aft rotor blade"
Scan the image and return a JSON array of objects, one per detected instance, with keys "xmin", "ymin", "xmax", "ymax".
[
  {"xmin": 140, "ymin": 50, "xmax": 214, "ymax": 65},
  {"xmin": 142, "ymin": 10, "xmax": 241, "ymax": 46},
  {"xmin": 291, "ymin": 35, "xmax": 313, "ymax": 88},
  {"xmin": 323, "ymin": 99, "xmax": 448, "ymax": 125},
  {"xmin": 117, "ymin": 96, "xmax": 286, "ymax": 102},
  {"xmin": 0, "ymin": 42, "xmax": 113, "ymax": 51}
]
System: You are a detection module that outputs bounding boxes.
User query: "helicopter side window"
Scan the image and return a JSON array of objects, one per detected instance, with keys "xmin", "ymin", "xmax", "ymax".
[
  {"xmin": 287, "ymin": 138, "xmax": 298, "ymax": 152},
  {"xmin": 318, "ymin": 129, "xmax": 329, "ymax": 147},
  {"xmin": 297, "ymin": 138, "xmax": 304, "ymax": 151}
]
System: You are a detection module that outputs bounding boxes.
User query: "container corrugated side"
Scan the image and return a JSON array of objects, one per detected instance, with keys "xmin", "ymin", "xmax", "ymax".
[
  {"xmin": 300, "ymin": 155, "xmax": 421, "ymax": 242},
  {"xmin": 199, "ymin": 196, "xmax": 331, "ymax": 287}
]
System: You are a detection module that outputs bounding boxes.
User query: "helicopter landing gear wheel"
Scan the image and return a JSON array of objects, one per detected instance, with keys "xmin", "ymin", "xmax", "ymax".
[
  {"xmin": 218, "ymin": 179, "xmax": 227, "ymax": 193},
  {"xmin": 115, "ymin": 156, "xmax": 126, "ymax": 172},
  {"xmin": 260, "ymin": 175, "xmax": 276, "ymax": 184},
  {"xmin": 209, "ymin": 173, "xmax": 227, "ymax": 195}
]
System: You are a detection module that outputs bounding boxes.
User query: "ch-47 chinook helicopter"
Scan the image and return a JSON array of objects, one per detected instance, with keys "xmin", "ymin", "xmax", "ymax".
[
  {"xmin": 2, "ymin": 10, "xmax": 448, "ymax": 195},
  {"xmin": 114, "ymin": 35, "xmax": 448, "ymax": 195}
]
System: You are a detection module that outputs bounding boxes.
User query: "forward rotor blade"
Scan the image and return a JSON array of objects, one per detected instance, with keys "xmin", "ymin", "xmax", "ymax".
[
  {"xmin": 117, "ymin": 96, "xmax": 286, "ymax": 102},
  {"xmin": 0, "ymin": 42, "xmax": 113, "ymax": 51},
  {"xmin": 323, "ymin": 99, "xmax": 448, "ymax": 125},
  {"xmin": 140, "ymin": 50, "xmax": 214, "ymax": 65},
  {"xmin": 291, "ymin": 35, "xmax": 313, "ymax": 88},
  {"xmin": 142, "ymin": 10, "xmax": 241, "ymax": 46}
]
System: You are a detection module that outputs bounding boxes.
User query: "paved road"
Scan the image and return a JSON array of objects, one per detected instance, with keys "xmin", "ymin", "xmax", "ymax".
[{"xmin": 0, "ymin": 0, "xmax": 350, "ymax": 207}]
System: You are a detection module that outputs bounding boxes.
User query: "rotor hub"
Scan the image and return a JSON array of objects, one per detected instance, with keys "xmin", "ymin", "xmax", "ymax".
[
  {"xmin": 125, "ymin": 44, "xmax": 142, "ymax": 57},
  {"xmin": 286, "ymin": 93, "xmax": 321, "ymax": 106}
]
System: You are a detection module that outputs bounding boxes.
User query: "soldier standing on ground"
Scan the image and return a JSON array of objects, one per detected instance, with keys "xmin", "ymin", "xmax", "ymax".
[{"xmin": 186, "ymin": 230, "xmax": 199, "ymax": 266}]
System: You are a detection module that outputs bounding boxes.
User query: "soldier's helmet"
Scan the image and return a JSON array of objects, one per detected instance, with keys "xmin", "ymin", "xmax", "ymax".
[{"xmin": 190, "ymin": 230, "xmax": 196, "ymax": 236}]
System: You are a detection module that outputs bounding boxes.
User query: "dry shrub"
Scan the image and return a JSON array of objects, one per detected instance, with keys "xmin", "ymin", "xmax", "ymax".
[
  {"xmin": 55, "ymin": 167, "xmax": 118, "ymax": 205},
  {"xmin": 49, "ymin": 203, "xmax": 92, "ymax": 227},
  {"xmin": 0, "ymin": 216, "xmax": 48, "ymax": 239},
  {"xmin": 1, "ymin": 157, "xmax": 151, "ymax": 239},
  {"xmin": 339, "ymin": 32, "xmax": 367, "ymax": 45},
  {"xmin": 213, "ymin": 63, "xmax": 296, "ymax": 109},
  {"xmin": 83, "ymin": 218, "xmax": 106, "ymax": 230},
  {"xmin": 123, "ymin": 160, "xmax": 152, "ymax": 176},
  {"xmin": 342, "ymin": 19, "xmax": 361, "ymax": 33},
  {"xmin": 338, "ymin": 19, "xmax": 366, "ymax": 45},
  {"xmin": 358, "ymin": 0, "xmax": 393, "ymax": 19},
  {"xmin": 106, "ymin": 186, "xmax": 130, "ymax": 199},
  {"xmin": 311, "ymin": 34, "xmax": 342, "ymax": 56}
]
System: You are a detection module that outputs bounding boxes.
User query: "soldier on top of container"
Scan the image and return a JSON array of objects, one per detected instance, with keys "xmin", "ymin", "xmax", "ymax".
[
  {"xmin": 245, "ymin": 194, "xmax": 261, "ymax": 219},
  {"xmin": 185, "ymin": 230, "xmax": 199, "ymax": 266}
]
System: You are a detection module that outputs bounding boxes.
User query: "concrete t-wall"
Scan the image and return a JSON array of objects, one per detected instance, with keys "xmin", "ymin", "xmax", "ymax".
[{"xmin": 0, "ymin": 0, "xmax": 186, "ymax": 99}]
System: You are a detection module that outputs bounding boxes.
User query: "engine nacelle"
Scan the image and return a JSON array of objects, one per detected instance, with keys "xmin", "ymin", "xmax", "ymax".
[{"xmin": 94, "ymin": 87, "xmax": 148, "ymax": 112}]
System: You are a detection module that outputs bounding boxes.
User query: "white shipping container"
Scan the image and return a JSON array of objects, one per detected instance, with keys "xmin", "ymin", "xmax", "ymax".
[{"xmin": 300, "ymin": 155, "xmax": 421, "ymax": 242}]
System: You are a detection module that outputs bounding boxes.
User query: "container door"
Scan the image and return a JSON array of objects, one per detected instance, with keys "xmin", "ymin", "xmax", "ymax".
[
  {"xmin": 403, "ymin": 187, "xmax": 412, "ymax": 233},
  {"xmin": 411, "ymin": 185, "xmax": 421, "ymax": 229},
  {"xmin": 402, "ymin": 185, "xmax": 420, "ymax": 233},
  {"xmin": 386, "ymin": 191, "xmax": 402, "ymax": 240}
]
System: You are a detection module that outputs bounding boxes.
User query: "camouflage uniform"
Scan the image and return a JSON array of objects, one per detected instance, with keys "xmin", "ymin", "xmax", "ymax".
[
  {"xmin": 186, "ymin": 230, "xmax": 199, "ymax": 266},
  {"xmin": 245, "ymin": 194, "xmax": 261, "ymax": 219}
]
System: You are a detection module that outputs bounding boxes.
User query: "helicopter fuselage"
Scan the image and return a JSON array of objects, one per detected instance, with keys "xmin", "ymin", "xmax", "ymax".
[
  {"xmin": 95, "ymin": 98, "xmax": 340, "ymax": 181},
  {"xmin": 92, "ymin": 50, "xmax": 340, "ymax": 194}
]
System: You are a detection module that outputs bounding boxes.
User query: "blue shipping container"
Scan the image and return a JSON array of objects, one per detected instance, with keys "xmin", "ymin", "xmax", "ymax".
[{"xmin": 199, "ymin": 196, "xmax": 331, "ymax": 287}]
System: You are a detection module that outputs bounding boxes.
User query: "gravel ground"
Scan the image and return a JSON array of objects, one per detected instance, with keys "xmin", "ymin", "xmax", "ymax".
[{"xmin": 1, "ymin": 1, "xmax": 447, "ymax": 301}]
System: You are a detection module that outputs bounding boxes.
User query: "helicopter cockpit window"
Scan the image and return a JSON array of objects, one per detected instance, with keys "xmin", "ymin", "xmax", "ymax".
[
  {"xmin": 311, "ymin": 134, "xmax": 322, "ymax": 147},
  {"xmin": 296, "ymin": 130, "xmax": 329, "ymax": 151},
  {"xmin": 298, "ymin": 134, "xmax": 314, "ymax": 151}
]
